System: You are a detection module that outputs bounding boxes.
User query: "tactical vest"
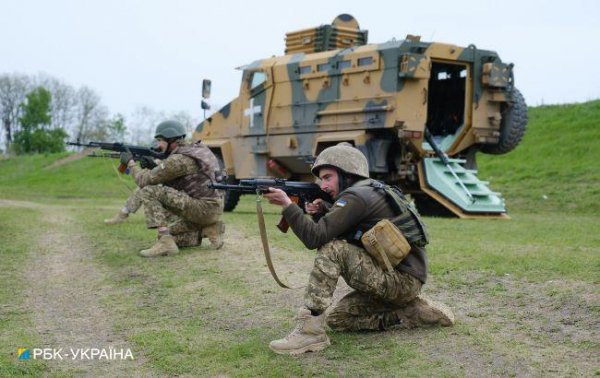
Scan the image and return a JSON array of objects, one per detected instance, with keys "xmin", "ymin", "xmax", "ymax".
[
  {"xmin": 166, "ymin": 142, "xmax": 222, "ymax": 200},
  {"xmin": 344, "ymin": 180, "xmax": 429, "ymax": 248}
]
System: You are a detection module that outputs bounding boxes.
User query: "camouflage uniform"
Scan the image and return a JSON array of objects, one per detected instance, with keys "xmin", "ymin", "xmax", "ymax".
[
  {"xmin": 129, "ymin": 140, "xmax": 224, "ymax": 246},
  {"xmin": 283, "ymin": 180, "xmax": 426, "ymax": 331},
  {"xmin": 270, "ymin": 143, "xmax": 453, "ymax": 355},
  {"xmin": 103, "ymin": 188, "xmax": 145, "ymax": 225},
  {"xmin": 123, "ymin": 188, "xmax": 144, "ymax": 214},
  {"xmin": 124, "ymin": 156, "xmax": 164, "ymax": 214}
]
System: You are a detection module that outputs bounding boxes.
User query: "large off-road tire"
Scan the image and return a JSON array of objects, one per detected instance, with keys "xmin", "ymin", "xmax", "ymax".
[
  {"xmin": 481, "ymin": 87, "xmax": 528, "ymax": 155},
  {"xmin": 223, "ymin": 176, "xmax": 241, "ymax": 212}
]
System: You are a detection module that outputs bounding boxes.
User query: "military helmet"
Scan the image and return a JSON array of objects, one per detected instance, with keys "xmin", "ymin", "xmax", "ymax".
[
  {"xmin": 311, "ymin": 142, "xmax": 369, "ymax": 178},
  {"xmin": 154, "ymin": 120, "xmax": 186, "ymax": 140}
]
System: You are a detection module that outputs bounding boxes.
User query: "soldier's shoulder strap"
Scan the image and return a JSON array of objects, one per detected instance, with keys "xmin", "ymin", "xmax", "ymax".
[
  {"xmin": 256, "ymin": 196, "xmax": 303, "ymax": 290},
  {"xmin": 370, "ymin": 181, "xmax": 430, "ymax": 245}
]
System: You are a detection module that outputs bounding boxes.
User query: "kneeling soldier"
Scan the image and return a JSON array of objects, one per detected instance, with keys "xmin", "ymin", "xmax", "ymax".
[
  {"xmin": 120, "ymin": 120, "xmax": 225, "ymax": 257},
  {"xmin": 263, "ymin": 143, "xmax": 454, "ymax": 355}
]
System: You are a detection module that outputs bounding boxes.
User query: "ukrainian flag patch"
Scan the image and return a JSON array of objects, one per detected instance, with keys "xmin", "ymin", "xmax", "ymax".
[{"xmin": 334, "ymin": 199, "xmax": 347, "ymax": 207}]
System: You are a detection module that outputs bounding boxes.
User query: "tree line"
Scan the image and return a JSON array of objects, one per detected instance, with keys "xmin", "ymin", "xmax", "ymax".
[{"xmin": 0, "ymin": 73, "xmax": 194, "ymax": 155}]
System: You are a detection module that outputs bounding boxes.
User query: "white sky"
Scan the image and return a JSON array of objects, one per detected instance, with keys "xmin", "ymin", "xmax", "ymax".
[{"xmin": 2, "ymin": 0, "xmax": 599, "ymax": 123}]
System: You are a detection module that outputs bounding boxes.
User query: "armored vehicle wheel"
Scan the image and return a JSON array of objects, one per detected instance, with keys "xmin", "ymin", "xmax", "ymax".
[
  {"xmin": 481, "ymin": 88, "xmax": 528, "ymax": 155},
  {"xmin": 223, "ymin": 176, "xmax": 241, "ymax": 212}
]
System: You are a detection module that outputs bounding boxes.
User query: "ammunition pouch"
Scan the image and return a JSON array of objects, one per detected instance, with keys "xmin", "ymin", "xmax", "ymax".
[
  {"xmin": 361, "ymin": 219, "xmax": 411, "ymax": 273},
  {"xmin": 381, "ymin": 184, "xmax": 429, "ymax": 247},
  {"xmin": 343, "ymin": 180, "xmax": 429, "ymax": 272}
]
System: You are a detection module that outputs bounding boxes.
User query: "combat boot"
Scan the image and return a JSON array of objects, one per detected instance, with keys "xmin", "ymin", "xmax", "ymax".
[
  {"xmin": 139, "ymin": 235, "xmax": 179, "ymax": 257},
  {"xmin": 389, "ymin": 295, "xmax": 455, "ymax": 329},
  {"xmin": 201, "ymin": 221, "xmax": 225, "ymax": 249},
  {"xmin": 104, "ymin": 210, "xmax": 128, "ymax": 225},
  {"xmin": 269, "ymin": 308, "xmax": 331, "ymax": 355}
]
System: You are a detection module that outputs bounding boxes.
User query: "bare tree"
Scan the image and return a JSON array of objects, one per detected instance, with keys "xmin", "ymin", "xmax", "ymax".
[
  {"xmin": 35, "ymin": 74, "xmax": 77, "ymax": 134},
  {"xmin": 128, "ymin": 106, "xmax": 165, "ymax": 145},
  {"xmin": 1, "ymin": 72, "xmax": 196, "ymax": 150},
  {"xmin": 83, "ymin": 104, "xmax": 110, "ymax": 141},
  {"xmin": 73, "ymin": 86, "xmax": 103, "ymax": 142},
  {"xmin": 0, "ymin": 73, "xmax": 30, "ymax": 152}
]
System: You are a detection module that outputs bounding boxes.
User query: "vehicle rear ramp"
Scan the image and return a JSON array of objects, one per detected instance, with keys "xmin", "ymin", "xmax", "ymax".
[{"xmin": 418, "ymin": 157, "xmax": 509, "ymax": 219}]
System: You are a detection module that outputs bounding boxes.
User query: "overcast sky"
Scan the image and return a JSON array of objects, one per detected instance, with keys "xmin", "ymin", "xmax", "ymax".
[{"xmin": 2, "ymin": 0, "xmax": 599, "ymax": 124}]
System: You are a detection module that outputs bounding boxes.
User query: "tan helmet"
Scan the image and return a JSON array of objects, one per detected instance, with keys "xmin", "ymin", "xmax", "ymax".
[{"xmin": 311, "ymin": 142, "xmax": 369, "ymax": 178}]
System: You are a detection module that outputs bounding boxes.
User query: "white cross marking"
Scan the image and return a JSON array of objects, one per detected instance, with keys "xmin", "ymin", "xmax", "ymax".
[{"xmin": 244, "ymin": 98, "xmax": 262, "ymax": 127}]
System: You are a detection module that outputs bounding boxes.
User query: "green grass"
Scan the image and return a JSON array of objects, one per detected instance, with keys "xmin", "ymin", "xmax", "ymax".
[
  {"xmin": 0, "ymin": 152, "xmax": 136, "ymax": 203},
  {"xmin": 427, "ymin": 212, "xmax": 599, "ymax": 282},
  {"xmin": 0, "ymin": 100, "xmax": 598, "ymax": 375},
  {"xmin": 479, "ymin": 100, "xmax": 600, "ymax": 215}
]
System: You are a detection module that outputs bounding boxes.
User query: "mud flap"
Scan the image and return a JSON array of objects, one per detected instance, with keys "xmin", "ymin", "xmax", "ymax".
[{"xmin": 419, "ymin": 157, "xmax": 507, "ymax": 217}]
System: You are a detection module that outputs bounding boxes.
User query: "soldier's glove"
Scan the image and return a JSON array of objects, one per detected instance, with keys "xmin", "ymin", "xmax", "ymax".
[
  {"xmin": 139, "ymin": 156, "xmax": 157, "ymax": 169},
  {"xmin": 119, "ymin": 148, "xmax": 134, "ymax": 166}
]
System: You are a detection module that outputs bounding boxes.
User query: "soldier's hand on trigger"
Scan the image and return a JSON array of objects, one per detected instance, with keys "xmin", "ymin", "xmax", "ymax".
[
  {"xmin": 263, "ymin": 187, "xmax": 293, "ymax": 208},
  {"xmin": 305, "ymin": 198, "xmax": 326, "ymax": 215}
]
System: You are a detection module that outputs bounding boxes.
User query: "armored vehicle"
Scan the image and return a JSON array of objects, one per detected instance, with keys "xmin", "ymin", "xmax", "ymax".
[{"xmin": 194, "ymin": 14, "xmax": 527, "ymax": 218}]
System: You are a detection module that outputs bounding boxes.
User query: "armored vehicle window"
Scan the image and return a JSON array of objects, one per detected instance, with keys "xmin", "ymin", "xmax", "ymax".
[
  {"xmin": 338, "ymin": 60, "xmax": 351, "ymax": 69},
  {"xmin": 357, "ymin": 57, "xmax": 373, "ymax": 66},
  {"xmin": 299, "ymin": 66, "xmax": 312, "ymax": 75},
  {"xmin": 250, "ymin": 72, "xmax": 266, "ymax": 89},
  {"xmin": 317, "ymin": 63, "xmax": 331, "ymax": 72}
]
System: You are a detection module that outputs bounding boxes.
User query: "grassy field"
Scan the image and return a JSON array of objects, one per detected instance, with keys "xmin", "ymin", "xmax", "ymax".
[
  {"xmin": 0, "ymin": 101, "xmax": 598, "ymax": 376},
  {"xmin": 478, "ymin": 100, "xmax": 600, "ymax": 215}
]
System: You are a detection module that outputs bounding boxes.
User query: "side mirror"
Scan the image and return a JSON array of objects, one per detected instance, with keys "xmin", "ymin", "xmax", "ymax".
[
  {"xmin": 202, "ymin": 79, "xmax": 212, "ymax": 99},
  {"xmin": 201, "ymin": 100, "xmax": 211, "ymax": 110}
]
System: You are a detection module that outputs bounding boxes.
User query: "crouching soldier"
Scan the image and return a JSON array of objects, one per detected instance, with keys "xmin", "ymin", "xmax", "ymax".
[
  {"xmin": 263, "ymin": 143, "xmax": 454, "ymax": 355},
  {"xmin": 119, "ymin": 120, "xmax": 225, "ymax": 257}
]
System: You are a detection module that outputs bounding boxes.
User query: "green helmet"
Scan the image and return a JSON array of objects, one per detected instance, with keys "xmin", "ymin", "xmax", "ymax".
[
  {"xmin": 311, "ymin": 142, "xmax": 369, "ymax": 178},
  {"xmin": 154, "ymin": 120, "xmax": 186, "ymax": 140}
]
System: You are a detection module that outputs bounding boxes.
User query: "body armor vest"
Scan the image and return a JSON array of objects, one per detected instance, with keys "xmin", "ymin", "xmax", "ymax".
[
  {"xmin": 344, "ymin": 180, "xmax": 429, "ymax": 247},
  {"xmin": 341, "ymin": 179, "xmax": 429, "ymax": 283},
  {"xmin": 166, "ymin": 142, "xmax": 221, "ymax": 200}
]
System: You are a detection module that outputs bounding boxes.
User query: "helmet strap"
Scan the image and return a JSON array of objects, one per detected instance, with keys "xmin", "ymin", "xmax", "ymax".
[
  {"xmin": 164, "ymin": 136, "xmax": 184, "ymax": 154},
  {"xmin": 337, "ymin": 170, "xmax": 361, "ymax": 193},
  {"xmin": 337, "ymin": 168, "xmax": 348, "ymax": 193}
]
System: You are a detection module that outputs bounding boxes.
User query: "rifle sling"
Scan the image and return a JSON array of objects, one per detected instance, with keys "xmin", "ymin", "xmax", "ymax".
[{"xmin": 255, "ymin": 196, "xmax": 302, "ymax": 290}]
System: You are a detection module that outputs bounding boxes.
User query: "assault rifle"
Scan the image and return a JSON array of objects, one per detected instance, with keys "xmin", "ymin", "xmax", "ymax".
[
  {"xmin": 67, "ymin": 141, "xmax": 165, "ymax": 173},
  {"xmin": 209, "ymin": 178, "xmax": 332, "ymax": 232}
]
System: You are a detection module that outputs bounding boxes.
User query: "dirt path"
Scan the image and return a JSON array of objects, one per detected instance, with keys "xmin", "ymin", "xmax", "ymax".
[{"xmin": 2, "ymin": 200, "xmax": 152, "ymax": 376}]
